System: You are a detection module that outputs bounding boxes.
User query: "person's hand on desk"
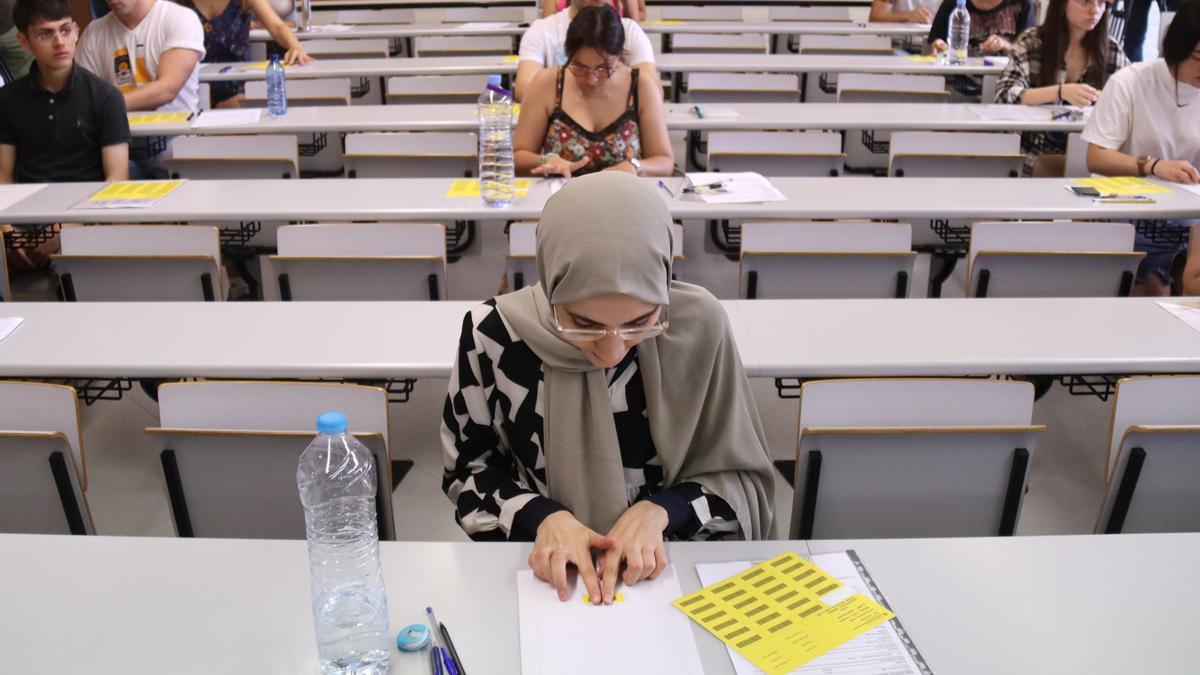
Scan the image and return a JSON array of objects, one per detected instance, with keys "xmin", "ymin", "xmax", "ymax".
[
  {"xmin": 530, "ymin": 511, "xmax": 613, "ymax": 603},
  {"xmin": 1059, "ymin": 83, "xmax": 1099, "ymax": 106},
  {"xmin": 284, "ymin": 45, "xmax": 315, "ymax": 66},
  {"xmin": 1152, "ymin": 159, "xmax": 1200, "ymax": 184},
  {"xmin": 603, "ymin": 160, "xmax": 639, "ymax": 175},
  {"xmin": 597, "ymin": 501, "xmax": 669, "ymax": 605},
  {"xmin": 930, "ymin": 39, "xmax": 947, "ymax": 56},
  {"xmin": 906, "ymin": 6, "xmax": 933, "ymax": 23},
  {"xmin": 531, "ymin": 154, "xmax": 590, "ymax": 179},
  {"xmin": 979, "ymin": 34, "xmax": 1012, "ymax": 54}
]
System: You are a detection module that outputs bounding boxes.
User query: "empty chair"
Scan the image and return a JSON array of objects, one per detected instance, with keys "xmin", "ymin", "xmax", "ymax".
[
  {"xmin": 167, "ymin": 134, "xmax": 299, "ymax": 179},
  {"xmin": 659, "ymin": 6, "xmax": 743, "ymax": 20},
  {"xmin": 708, "ymin": 131, "xmax": 844, "ymax": 176},
  {"xmin": 670, "ymin": 33, "xmax": 768, "ymax": 54},
  {"xmin": 53, "ymin": 225, "xmax": 223, "ymax": 301},
  {"xmin": 967, "ymin": 221, "xmax": 1142, "ymax": 297},
  {"xmin": 198, "ymin": 82, "xmax": 211, "ymax": 111},
  {"xmin": 244, "ymin": 77, "xmax": 351, "ymax": 107},
  {"xmin": 0, "ymin": 382, "xmax": 93, "ymax": 535},
  {"xmin": 386, "ymin": 74, "xmax": 491, "ymax": 104},
  {"xmin": 344, "ymin": 131, "xmax": 477, "ymax": 178},
  {"xmin": 687, "ymin": 72, "xmax": 799, "ymax": 103},
  {"xmin": 1064, "ymin": 132, "xmax": 1089, "ymax": 177},
  {"xmin": 507, "ymin": 222, "xmax": 683, "ymax": 290},
  {"xmin": 332, "ymin": 8, "xmax": 415, "ymax": 23},
  {"xmin": 838, "ymin": 74, "xmax": 947, "ymax": 171},
  {"xmin": 298, "ymin": 38, "xmax": 390, "ymax": 59},
  {"xmin": 413, "ymin": 35, "xmax": 513, "ymax": 57},
  {"xmin": 440, "ymin": 7, "xmax": 526, "ymax": 23},
  {"xmin": 791, "ymin": 378, "xmax": 1041, "ymax": 539},
  {"xmin": 889, "ymin": 131, "xmax": 1024, "ymax": 177},
  {"xmin": 1096, "ymin": 376, "xmax": 1200, "ymax": 534},
  {"xmin": 148, "ymin": 381, "xmax": 397, "ymax": 540},
  {"xmin": 271, "ymin": 222, "xmax": 447, "ymax": 300},
  {"xmin": 740, "ymin": 221, "xmax": 915, "ymax": 299}
]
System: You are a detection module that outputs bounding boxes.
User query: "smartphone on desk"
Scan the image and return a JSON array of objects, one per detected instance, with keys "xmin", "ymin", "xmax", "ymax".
[{"xmin": 1070, "ymin": 186, "xmax": 1101, "ymax": 197}]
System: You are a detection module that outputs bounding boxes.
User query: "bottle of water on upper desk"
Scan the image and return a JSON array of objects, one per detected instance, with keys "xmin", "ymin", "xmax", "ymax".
[
  {"xmin": 947, "ymin": 0, "xmax": 971, "ymax": 66},
  {"xmin": 266, "ymin": 54, "xmax": 287, "ymax": 117},
  {"xmin": 477, "ymin": 74, "xmax": 515, "ymax": 208}
]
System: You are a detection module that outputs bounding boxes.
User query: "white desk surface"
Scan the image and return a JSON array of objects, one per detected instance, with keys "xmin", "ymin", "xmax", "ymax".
[
  {"xmin": 200, "ymin": 53, "xmax": 1001, "ymax": 82},
  {"xmin": 2, "ymin": 298, "xmax": 1199, "ymax": 379},
  {"xmin": 251, "ymin": 21, "xmax": 523, "ymax": 42},
  {"xmin": 311, "ymin": 0, "xmax": 531, "ymax": 7},
  {"xmin": 4, "ymin": 177, "xmax": 1199, "ymax": 225},
  {"xmin": 129, "ymin": 102, "xmax": 1086, "ymax": 137},
  {"xmin": 2, "ymin": 533, "xmax": 1197, "ymax": 674}
]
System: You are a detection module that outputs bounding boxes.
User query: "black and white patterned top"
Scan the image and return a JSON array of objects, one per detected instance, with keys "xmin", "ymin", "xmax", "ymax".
[{"xmin": 442, "ymin": 300, "xmax": 740, "ymax": 542}]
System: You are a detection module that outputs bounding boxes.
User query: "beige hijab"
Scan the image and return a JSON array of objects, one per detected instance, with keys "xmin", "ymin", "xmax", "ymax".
[{"xmin": 494, "ymin": 172, "xmax": 775, "ymax": 539}]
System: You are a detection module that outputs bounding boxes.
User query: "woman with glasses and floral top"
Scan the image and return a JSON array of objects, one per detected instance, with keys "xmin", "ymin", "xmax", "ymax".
[
  {"xmin": 513, "ymin": 5, "xmax": 673, "ymax": 179},
  {"xmin": 994, "ymin": 0, "xmax": 1128, "ymax": 176},
  {"xmin": 442, "ymin": 173, "xmax": 775, "ymax": 605}
]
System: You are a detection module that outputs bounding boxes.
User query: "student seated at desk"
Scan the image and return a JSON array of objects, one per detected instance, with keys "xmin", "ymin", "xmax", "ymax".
[
  {"xmin": 516, "ymin": 0, "xmax": 655, "ymax": 101},
  {"xmin": 514, "ymin": 6, "xmax": 673, "ymax": 179},
  {"xmin": 0, "ymin": 0, "xmax": 130, "ymax": 272},
  {"xmin": 870, "ymin": 0, "xmax": 937, "ymax": 25},
  {"xmin": 541, "ymin": 0, "xmax": 643, "ymax": 22},
  {"xmin": 1, "ymin": 0, "xmax": 34, "ymax": 77},
  {"xmin": 928, "ymin": 0, "xmax": 1036, "ymax": 56},
  {"xmin": 1084, "ymin": 0, "xmax": 1200, "ymax": 295},
  {"xmin": 175, "ymin": 0, "xmax": 313, "ymax": 109},
  {"xmin": 442, "ymin": 173, "xmax": 775, "ymax": 604},
  {"xmin": 994, "ymin": 0, "xmax": 1128, "ymax": 176}
]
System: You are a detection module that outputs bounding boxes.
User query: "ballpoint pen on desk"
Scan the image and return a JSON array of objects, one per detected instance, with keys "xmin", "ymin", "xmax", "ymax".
[
  {"xmin": 427, "ymin": 607, "xmax": 459, "ymax": 675},
  {"xmin": 682, "ymin": 179, "xmax": 729, "ymax": 194},
  {"xmin": 657, "ymin": 179, "xmax": 677, "ymax": 198},
  {"xmin": 1095, "ymin": 197, "xmax": 1156, "ymax": 204},
  {"xmin": 218, "ymin": 65, "xmax": 232, "ymax": 73},
  {"xmin": 428, "ymin": 647, "xmax": 443, "ymax": 675},
  {"xmin": 439, "ymin": 622, "xmax": 467, "ymax": 675}
]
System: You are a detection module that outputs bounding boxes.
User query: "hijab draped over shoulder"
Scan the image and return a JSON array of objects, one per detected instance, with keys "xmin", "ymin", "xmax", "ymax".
[{"xmin": 494, "ymin": 172, "xmax": 775, "ymax": 538}]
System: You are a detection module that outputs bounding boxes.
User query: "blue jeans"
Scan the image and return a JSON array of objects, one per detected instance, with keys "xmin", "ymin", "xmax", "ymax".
[{"xmin": 1133, "ymin": 220, "xmax": 1190, "ymax": 285}]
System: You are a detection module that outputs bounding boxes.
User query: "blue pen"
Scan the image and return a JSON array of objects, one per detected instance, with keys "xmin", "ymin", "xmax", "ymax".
[
  {"xmin": 657, "ymin": 179, "xmax": 676, "ymax": 198},
  {"xmin": 427, "ymin": 607, "xmax": 459, "ymax": 675},
  {"xmin": 219, "ymin": 65, "xmax": 232, "ymax": 73}
]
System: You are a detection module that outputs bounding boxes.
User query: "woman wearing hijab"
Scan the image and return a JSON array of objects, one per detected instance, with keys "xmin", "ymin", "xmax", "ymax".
[{"xmin": 441, "ymin": 172, "xmax": 775, "ymax": 604}]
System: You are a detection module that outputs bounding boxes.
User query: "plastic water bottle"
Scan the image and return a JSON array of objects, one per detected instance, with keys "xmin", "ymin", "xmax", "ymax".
[
  {"xmin": 948, "ymin": 0, "xmax": 970, "ymax": 65},
  {"xmin": 477, "ymin": 74, "xmax": 515, "ymax": 207},
  {"xmin": 297, "ymin": 412, "xmax": 391, "ymax": 675},
  {"xmin": 266, "ymin": 55, "xmax": 287, "ymax": 117}
]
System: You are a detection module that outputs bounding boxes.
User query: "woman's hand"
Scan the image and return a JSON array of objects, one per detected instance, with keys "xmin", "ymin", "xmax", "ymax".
[
  {"xmin": 1059, "ymin": 83, "xmax": 1100, "ymax": 106},
  {"xmin": 531, "ymin": 155, "xmax": 590, "ymax": 178},
  {"xmin": 283, "ymin": 45, "xmax": 314, "ymax": 66},
  {"xmin": 906, "ymin": 6, "xmax": 933, "ymax": 23},
  {"xmin": 529, "ymin": 511, "xmax": 613, "ymax": 603},
  {"xmin": 603, "ymin": 160, "xmax": 639, "ymax": 175},
  {"xmin": 596, "ymin": 501, "xmax": 669, "ymax": 604},
  {"xmin": 930, "ymin": 39, "xmax": 948, "ymax": 55},
  {"xmin": 1153, "ymin": 159, "xmax": 1200, "ymax": 184},
  {"xmin": 979, "ymin": 34, "xmax": 1012, "ymax": 54}
]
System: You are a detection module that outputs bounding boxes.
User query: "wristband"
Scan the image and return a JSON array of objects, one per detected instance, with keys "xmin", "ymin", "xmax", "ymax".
[
  {"xmin": 1149, "ymin": 159, "xmax": 1161, "ymax": 178},
  {"xmin": 1136, "ymin": 155, "xmax": 1151, "ymax": 177}
]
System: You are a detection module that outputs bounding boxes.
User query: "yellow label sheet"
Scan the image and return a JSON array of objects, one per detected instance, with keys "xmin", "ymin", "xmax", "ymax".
[
  {"xmin": 673, "ymin": 552, "xmax": 894, "ymax": 675},
  {"xmin": 88, "ymin": 180, "xmax": 185, "ymax": 201},
  {"xmin": 501, "ymin": 55, "xmax": 520, "ymax": 63},
  {"xmin": 905, "ymin": 55, "xmax": 937, "ymax": 63},
  {"xmin": 643, "ymin": 19, "xmax": 686, "ymax": 25},
  {"xmin": 240, "ymin": 61, "xmax": 295, "ymax": 71},
  {"xmin": 127, "ymin": 112, "xmax": 192, "ymax": 125},
  {"xmin": 1074, "ymin": 176, "xmax": 1172, "ymax": 195},
  {"xmin": 446, "ymin": 178, "xmax": 530, "ymax": 197}
]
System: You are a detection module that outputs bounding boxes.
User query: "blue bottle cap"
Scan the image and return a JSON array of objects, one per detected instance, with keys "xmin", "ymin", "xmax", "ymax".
[
  {"xmin": 316, "ymin": 411, "xmax": 347, "ymax": 434},
  {"xmin": 487, "ymin": 74, "xmax": 502, "ymax": 86}
]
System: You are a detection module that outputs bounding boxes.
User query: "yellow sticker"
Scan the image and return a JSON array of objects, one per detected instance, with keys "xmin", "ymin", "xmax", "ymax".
[
  {"xmin": 905, "ymin": 55, "xmax": 937, "ymax": 63},
  {"xmin": 643, "ymin": 19, "xmax": 686, "ymax": 25},
  {"xmin": 445, "ymin": 178, "xmax": 531, "ymax": 198},
  {"xmin": 1074, "ymin": 176, "xmax": 1173, "ymax": 195},
  {"xmin": 240, "ymin": 61, "xmax": 295, "ymax": 71},
  {"xmin": 501, "ymin": 55, "xmax": 520, "ymax": 63},
  {"xmin": 582, "ymin": 592, "xmax": 624, "ymax": 604},
  {"xmin": 127, "ymin": 112, "xmax": 192, "ymax": 125},
  {"xmin": 88, "ymin": 181, "xmax": 185, "ymax": 201}
]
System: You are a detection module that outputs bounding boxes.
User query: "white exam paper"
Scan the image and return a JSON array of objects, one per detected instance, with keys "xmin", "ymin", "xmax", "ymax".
[
  {"xmin": 0, "ymin": 184, "xmax": 47, "ymax": 213},
  {"xmin": 451, "ymin": 21, "xmax": 512, "ymax": 30},
  {"xmin": 1158, "ymin": 301, "xmax": 1200, "ymax": 334},
  {"xmin": 1172, "ymin": 182, "xmax": 1200, "ymax": 197},
  {"xmin": 308, "ymin": 23, "xmax": 354, "ymax": 32},
  {"xmin": 192, "ymin": 109, "xmax": 263, "ymax": 128},
  {"xmin": 684, "ymin": 171, "xmax": 786, "ymax": 204},
  {"xmin": 694, "ymin": 552, "xmax": 926, "ymax": 675},
  {"xmin": 517, "ymin": 565, "xmax": 703, "ymax": 675},
  {"xmin": 0, "ymin": 317, "xmax": 23, "ymax": 343}
]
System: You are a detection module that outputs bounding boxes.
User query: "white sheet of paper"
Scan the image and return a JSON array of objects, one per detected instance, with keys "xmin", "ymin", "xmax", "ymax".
[
  {"xmin": 1171, "ymin": 182, "xmax": 1200, "ymax": 197},
  {"xmin": 0, "ymin": 317, "xmax": 23, "ymax": 343},
  {"xmin": 1158, "ymin": 301, "xmax": 1200, "ymax": 333},
  {"xmin": 517, "ymin": 565, "xmax": 703, "ymax": 675},
  {"xmin": 0, "ymin": 184, "xmax": 47, "ymax": 213},
  {"xmin": 968, "ymin": 104, "xmax": 1055, "ymax": 122},
  {"xmin": 684, "ymin": 171, "xmax": 786, "ymax": 204},
  {"xmin": 72, "ymin": 199, "xmax": 156, "ymax": 210},
  {"xmin": 451, "ymin": 21, "xmax": 512, "ymax": 30},
  {"xmin": 695, "ymin": 552, "xmax": 925, "ymax": 675},
  {"xmin": 309, "ymin": 23, "xmax": 353, "ymax": 32},
  {"xmin": 192, "ymin": 109, "xmax": 263, "ymax": 128}
]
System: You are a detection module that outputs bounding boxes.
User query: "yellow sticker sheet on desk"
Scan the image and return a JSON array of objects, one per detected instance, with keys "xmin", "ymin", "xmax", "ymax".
[
  {"xmin": 127, "ymin": 112, "xmax": 192, "ymax": 125},
  {"xmin": 672, "ymin": 551, "xmax": 894, "ymax": 675},
  {"xmin": 446, "ymin": 178, "xmax": 530, "ymax": 197},
  {"xmin": 240, "ymin": 61, "xmax": 295, "ymax": 71},
  {"xmin": 89, "ymin": 180, "xmax": 185, "ymax": 201},
  {"xmin": 905, "ymin": 55, "xmax": 937, "ymax": 62},
  {"xmin": 1074, "ymin": 176, "xmax": 1172, "ymax": 195},
  {"xmin": 643, "ymin": 19, "xmax": 686, "ymax": 25},
  {"xmin": 501, "ymin": 54, "xmax": 520, "ymax": 63}
]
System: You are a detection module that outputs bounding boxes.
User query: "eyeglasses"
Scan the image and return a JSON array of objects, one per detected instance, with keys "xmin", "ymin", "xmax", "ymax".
[
  {"xmin": 552, "ymin": 306, "xmax": 669, "ymax": 343},
  {"xmin": 28, "ymin": 22, "xmax": 76, "ymax": 44},
  {"xmin": 567, "ymin": 60, "xmax": 617, "ymax": 80}
]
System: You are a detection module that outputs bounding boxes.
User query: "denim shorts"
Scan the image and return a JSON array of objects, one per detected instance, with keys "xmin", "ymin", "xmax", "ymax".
[{"xmin": 1132, "ymin": 220, "xmax": 1190, "ymax": 285}]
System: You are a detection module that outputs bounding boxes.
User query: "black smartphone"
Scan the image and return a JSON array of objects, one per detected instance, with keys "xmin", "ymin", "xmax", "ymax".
[{"xmin": 1070, "ymin": 186, "xmax": 1101, "ymax": 197}]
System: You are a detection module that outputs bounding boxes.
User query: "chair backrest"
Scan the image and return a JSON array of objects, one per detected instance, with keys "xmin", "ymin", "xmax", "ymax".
[
  {"xmin": 768, "ymin": 6, "xmax": 851, "ymax": 21},
  {"xmin": 0, "ymin": 382, "xmax": 92, "ymax": 535},
  {"xmin": 299, "ymin": 38, "xmax": 390, "ymax": 59},
  {"xmin": 344, "ymin": 131, "xmax": 477, "ymax": 178},
  {"xmin": 889, "ymin": 131, "xmax": 1023, "ymax": 177},
  {"xmin": 792, "ymin": 378, "xmax": 1040, "ymax": 539},
  {"xmin": 414, "ymin": 35, "xmax": 513, "ymax": 57},
  {"xmin": 798, "ymin": 35, "xmax": 892, "ymax": 55},
  {"xmin": 245, "ymin": 77, "xmax": 352, "ymax": 107},
  {"xmin": 167, "ymin": 134, "xmax": 299, "ymax": 179},
  {"xmin": 1096, "ymin": 375, "xmax": 1200, "ymax": 533},
  {"xmin": 836, "ymin": 73, "xmax": 947, "ymax": 103},
  {"xmin": 272, "ymin": 222, "xmax": 447, "ymax": 300},
  {"xmin": 333, "ymin": 8, "xmax": 415, "ymax": 23},
  {"xmin": 151, "ymin": 381, "xmax": 395, "ymax": 540},
  {"xmin": 1064, "ymin": 132, "xmax": 1089, "ymax": 177},
  {"xmin": 708, "ymin": 131, "xmax": 844, "ymax": 176},
  {"xmin": 506, "ymin": 221, "xmax": 683, "ymax": 290},
  {"xmin": 967, "ymin": 221, "xmax": 1141, "ymax": 297},
  {"xmin": 54, "ymin": 225, "xmax": 223, "ymax": 301},
  {"xmin": 660, "ymin": 6, "xmax": 743, "ymax": 20},
  {"xmin": 198, "ymin": 82, "xmax": 211, "ymax": 111},
  {"xmin": 740, "ymin": 221, "xmax": 915, "ymax": 299},
  {"xmin": 671, "ymin": 33, "xmax": 768, "ymax": 54},
  {"xmin": 386, "ymin": 74, "xmax": 491, "ymax": 104},
  {"xmin": 440, "ymin": 7, "xmax": 526, "ymax": 23},
  {"xmin": 687, "ymin": 72, "xmax": 799, "ymax": 103}
]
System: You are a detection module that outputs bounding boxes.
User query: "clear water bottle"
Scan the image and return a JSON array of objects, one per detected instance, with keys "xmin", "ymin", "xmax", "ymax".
[
  {"xmin": 297, "ymin": 412, "xmax": 391, "ymax": 675},
  {"xmin": 266, "ymin": 55, "xmax": 287, "ymax": 117},
  {"xmin": 948, "ymin": 0, "xmax": 971, "ymax": 65},
  {"xmin": 477, "ymin": 74, "xmax": 515, "ymax": 208}
]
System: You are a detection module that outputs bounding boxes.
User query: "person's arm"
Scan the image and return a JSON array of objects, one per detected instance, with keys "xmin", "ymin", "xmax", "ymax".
[
  {"xmin": 608, "ymin": 68, "xmax": 674, "ymax": 176},
  {"xmin": 993, "ymin": 36, "xmax": 1032, "ymax": 103},
  {"xmin": 1184, "ymin": 225, "xmax": 1200, "ymax": 295},
  {"xmin": 513, "ymin": 68, "xmax": 591, "ymax": 177},
  {"xmin": 246, "ymin": 0, "xmax": 313, "ymax": 65},
  {"xmin": 123, "ymin": 48, "xmax": 202, "ymax": 111},
  {"xmin": 539, "ymin": 0, "xmax": 556, "ymax": 18},
  {"xmin": 1087, "ymin": 144, "xmax": 1200, "ymax": 183},
  {"xmin": 870, "ymin": 0, "xmax": 933, "ymax": 23},
  {"xmin": 0, "ymin": 144, "xmax": 14, "ymax": 184},
  {"xmin": 101, "ymin": 144, "xmax": 130, "ymax": 181},
  {"xmin": 927, "ymin": 0, "xmax": 952, "ymax": 52},
  {"xmin": 622, "ymin": 0, "xmax": 644, "ymax": 21},
  {"xmin": 514, "ymin": 60, "xmax": 544, "ymax": 103}
]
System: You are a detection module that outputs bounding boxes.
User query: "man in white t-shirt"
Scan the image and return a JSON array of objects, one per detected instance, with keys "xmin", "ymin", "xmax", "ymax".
[
  {"xmin": 869, "ymin": 0, "xmax": 937, "ymax": 24},
  {"xmin": 515, "ymin": 0, "xmax": 655, "ymax": 101}
]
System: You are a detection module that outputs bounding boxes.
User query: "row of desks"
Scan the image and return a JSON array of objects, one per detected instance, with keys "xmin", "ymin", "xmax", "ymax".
[
  {"xmin": 5, "ymin": 177, "xmax": 1199, "ymax": 224},
  {"xmin": 3, "ymin": 532, "xmax": 1196, "ymax": 674},
  {"xmin": 1, "ymin": 298, "xmax": 1198, "ymax": 380},
  {"xmin": 130, "ymin": 102, "xmax": 1087, "ymax": 137},
  {"xmin": 309, "ymin": 0, "xmax": 877, "ymax": 7},
  {"xmin": 199, "ymin": 53, "xmax": 1005, "ymax": 82}
]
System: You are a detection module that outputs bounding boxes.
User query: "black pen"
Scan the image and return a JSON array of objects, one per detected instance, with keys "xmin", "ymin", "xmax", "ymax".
[{"xmin": 440, "ymin": 622, "xmax": 467, "ymax": 675}]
